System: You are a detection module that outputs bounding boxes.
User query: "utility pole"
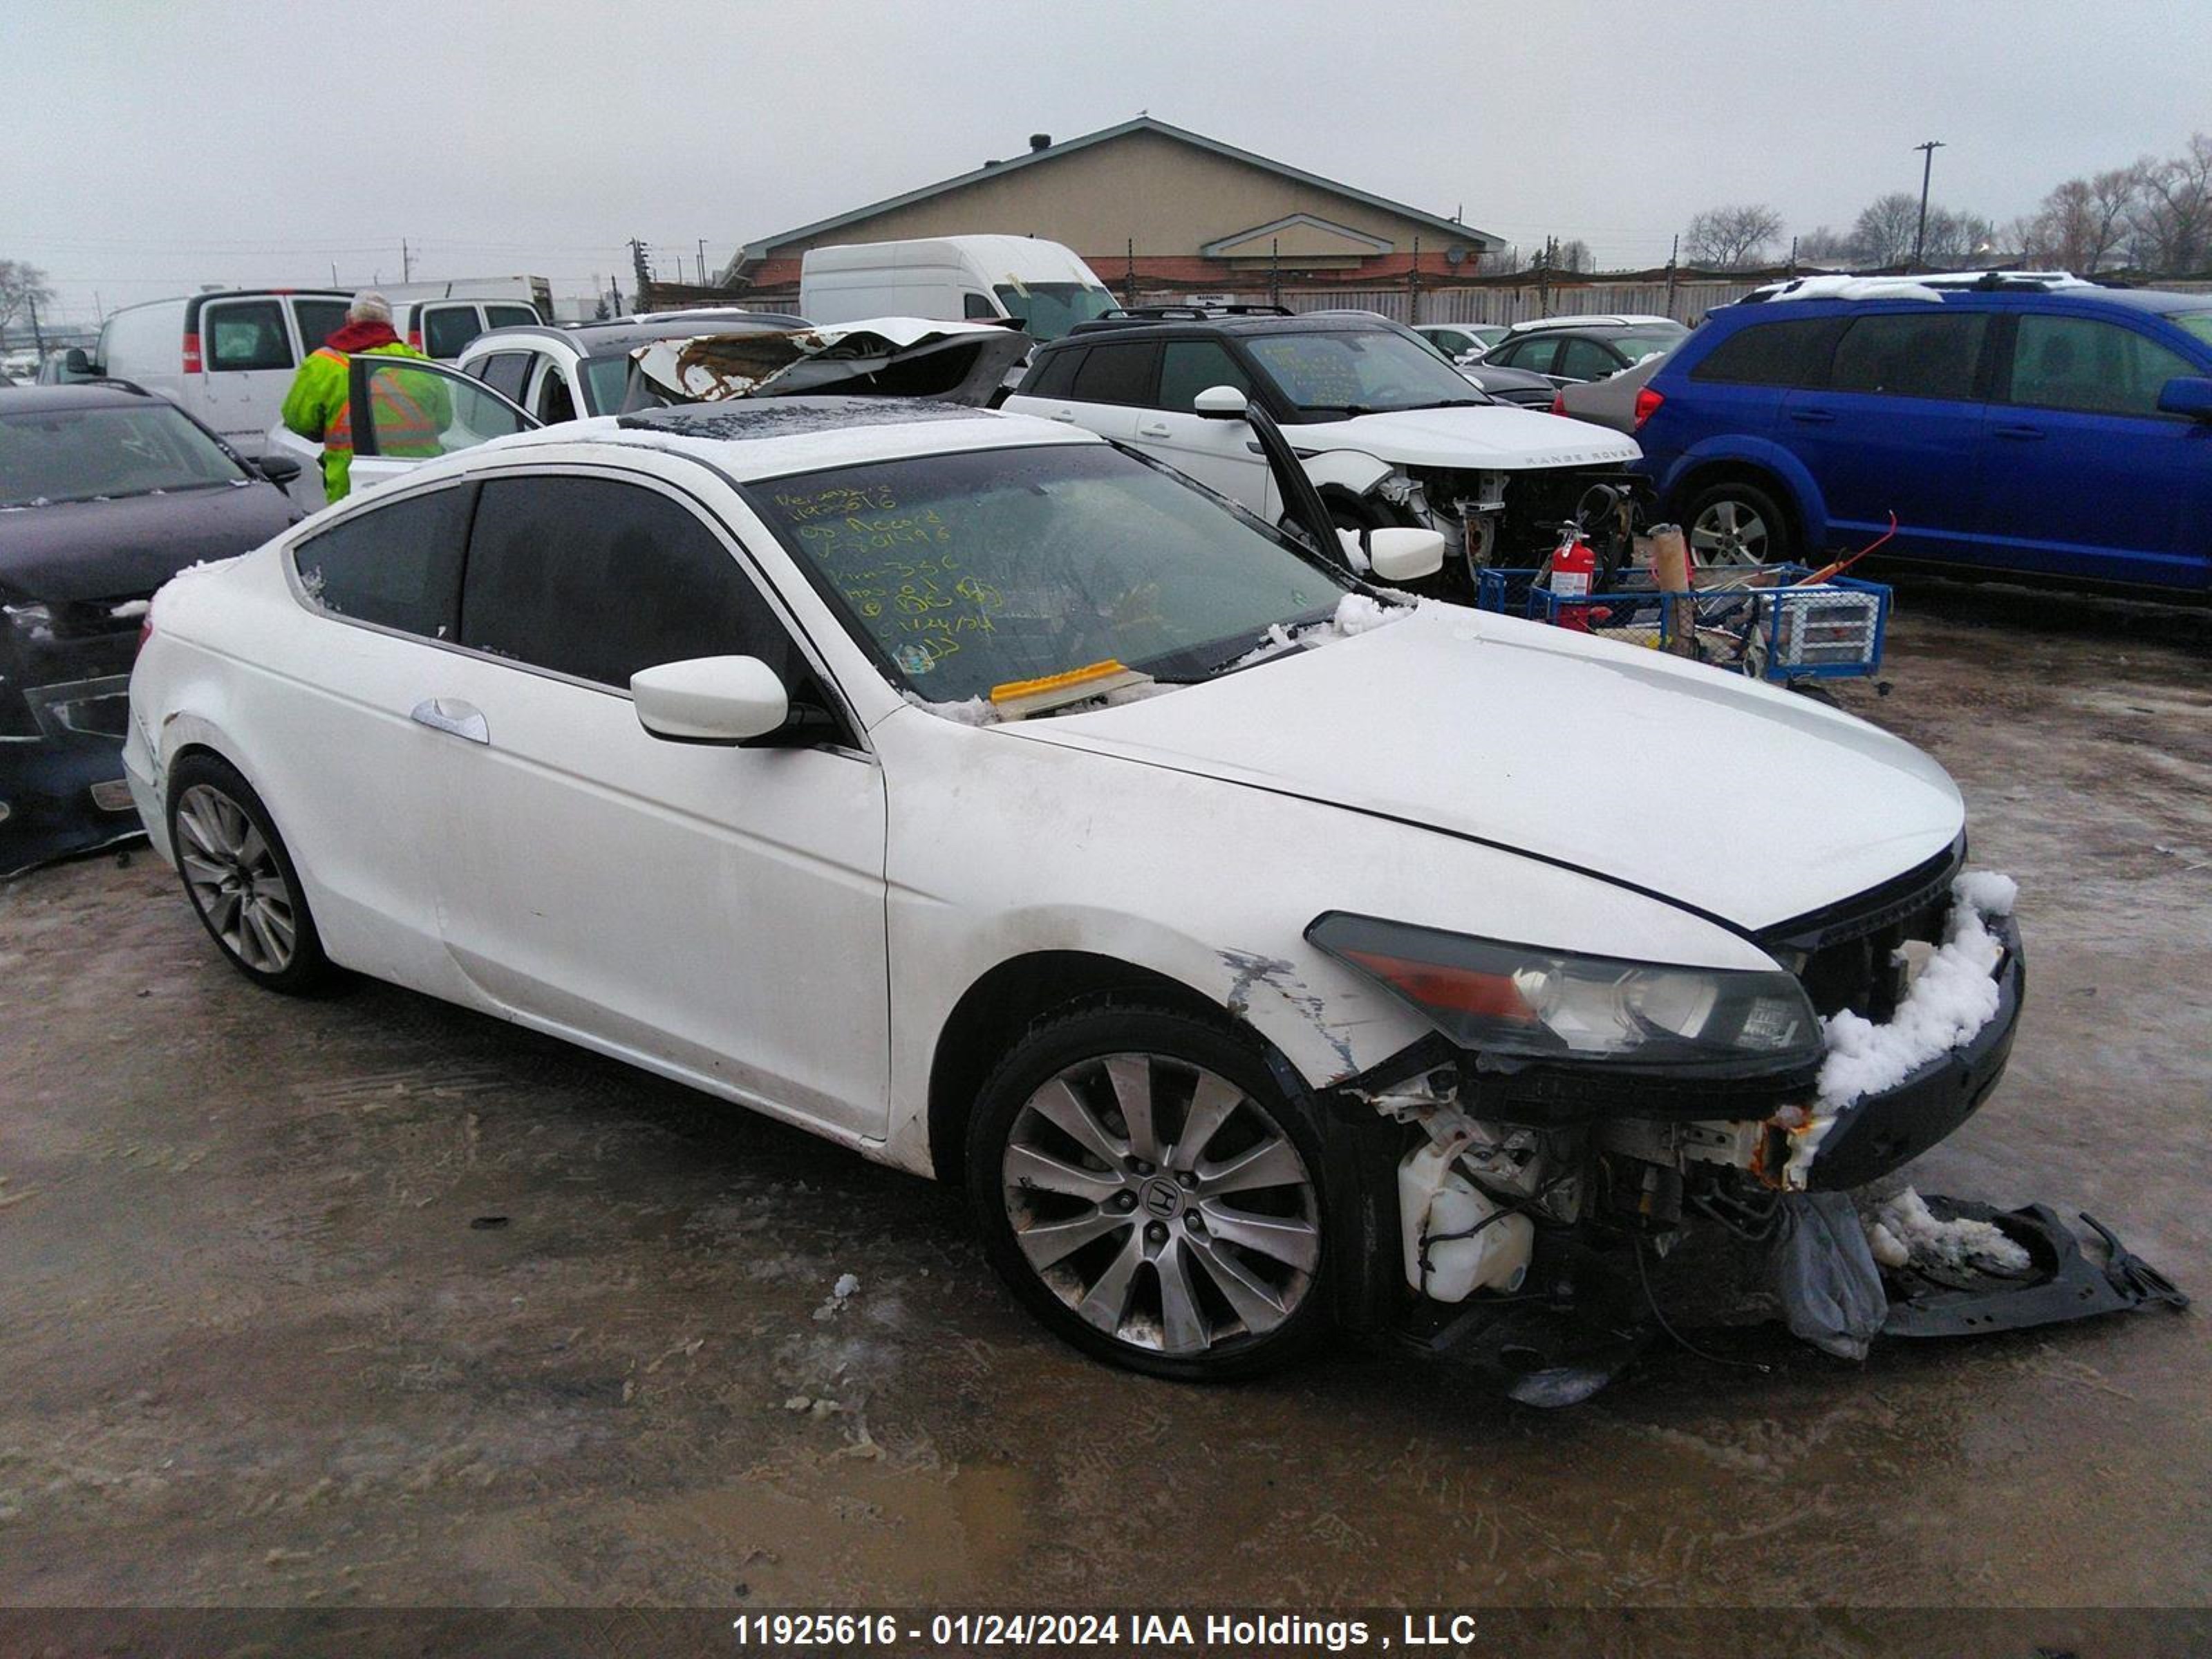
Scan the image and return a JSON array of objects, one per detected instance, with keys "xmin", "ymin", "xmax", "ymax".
[
  {"xmin": 1123, "ymin": 237, "xmax": 1136, "ymax": 308},
  {"xmin": 401, "ymin": 238, "xmax": 412, "ymax": 283},
  {"xmin": 27, "ymin": 292, "xmax": 46, "ymax": 356},
  {"xmin": 1911, "ymin": 140, "xmax": 1946, "ymax": 272},
  {"xmin": 697, "ymin": 239, "xmax": 708, "ymax": 285},
  {"xmin": 1409, "ymin": 234, "xmax": 1421, "ymax": 324},
  {"xmin": 1665, "ymin": 233, "xmax": 1678, "ymax": 319},
  {"xmin": 1268, "ymin": 237, "xmax": 1280, "ymax": 309},
  {"xmin": 628, "ymin": 238, "xmax": 652, "ymax": 306},
  {"xmin": 1788, "ymin": 235, "xmax": 1799, "ymax": 277}
]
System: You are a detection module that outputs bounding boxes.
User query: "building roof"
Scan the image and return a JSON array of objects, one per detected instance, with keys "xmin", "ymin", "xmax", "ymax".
[{"xmin": 731, "ymin": 116, "xmax": 1503, "ymax": 274}]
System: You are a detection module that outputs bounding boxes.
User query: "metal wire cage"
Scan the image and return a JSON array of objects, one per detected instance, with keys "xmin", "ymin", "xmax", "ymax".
[{"xmin": 1474, "ymin": 564, "xmax": 1890, "ymax": 682}]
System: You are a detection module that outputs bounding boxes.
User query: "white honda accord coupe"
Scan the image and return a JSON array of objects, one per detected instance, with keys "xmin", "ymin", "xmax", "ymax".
[{"xmin": 126, "ymin": 396, "xmax": 2020, "ymax": 1389}]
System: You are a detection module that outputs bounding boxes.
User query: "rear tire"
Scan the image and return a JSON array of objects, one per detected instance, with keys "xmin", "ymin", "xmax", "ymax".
[
  {"xmin": 1685, "ymin": 476, "xmax": 1795, "ymax": 568},
  {"xmin": 167, "ymin": 753, "xmax": 330, "ymax": 994},
  {"xmin": 965, "ymin": 1002, "xmax": 1333, "ymax": 1380}
]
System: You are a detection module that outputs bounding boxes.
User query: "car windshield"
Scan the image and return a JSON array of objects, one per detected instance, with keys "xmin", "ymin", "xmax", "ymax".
[
  {"xmin": 1242, "ymin": 328, "xmax": 1485, "ymax": 417},
  {"xmin": 0, "ymin": 403, "xmax": 249, "ymax": 507},
  {"xmin": 992, "ymin": 283, "xmax": 1118, "ymax": 341},
  {"xmin": 749, "ymin": 442, "xmax": 1352, "ymax": 706},
  {"xmin": 2171, "ymin": 311, "xmax": 2212, "ymax": 348}
]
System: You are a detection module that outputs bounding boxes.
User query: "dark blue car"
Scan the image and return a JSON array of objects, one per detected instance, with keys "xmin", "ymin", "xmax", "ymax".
[{"xmin": 1631, "ymin": 276, "xmax": 2212, "ymax": 593}]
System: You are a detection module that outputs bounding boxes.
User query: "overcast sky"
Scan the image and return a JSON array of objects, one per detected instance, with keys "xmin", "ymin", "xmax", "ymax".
[{"xmin": 8, "ymin": 0, "xmax": 2210, "ymax": 326}]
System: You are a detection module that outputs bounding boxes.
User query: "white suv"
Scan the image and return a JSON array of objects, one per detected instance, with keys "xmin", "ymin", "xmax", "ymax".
[{"xmin": 1003, "ymin": 309, "xmax": 1644, "ymax": 581}]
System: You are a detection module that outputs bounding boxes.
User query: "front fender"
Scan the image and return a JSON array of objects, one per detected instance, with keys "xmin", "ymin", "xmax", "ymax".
[{"xmin": 1656, "ymin": 435, "xmax": 1830, "ymax": 550}]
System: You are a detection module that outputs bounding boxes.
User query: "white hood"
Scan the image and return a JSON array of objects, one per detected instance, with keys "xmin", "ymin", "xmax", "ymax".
[
  {"xmin": 1002, "ymin": 605, "xmax": 1962, "ymax": 933},
  {"xmin": 1293, "ymin": 404, "xmax": 1642, "ymax": 471}
]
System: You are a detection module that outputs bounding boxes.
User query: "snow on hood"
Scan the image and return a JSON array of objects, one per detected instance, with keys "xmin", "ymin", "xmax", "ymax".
[
  {"xmin": 1291, "ymin": 403, "xmax": 1640, "ymax": 471},
  {"xmin": 1000, "ymin": 603, "xmax": 1962, "ymax": 932}
]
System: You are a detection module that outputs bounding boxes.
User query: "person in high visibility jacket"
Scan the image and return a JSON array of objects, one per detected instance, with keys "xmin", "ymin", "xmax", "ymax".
[{"xmin": 281, "ymin": 290, "xmax": 449, "ymax": 502}]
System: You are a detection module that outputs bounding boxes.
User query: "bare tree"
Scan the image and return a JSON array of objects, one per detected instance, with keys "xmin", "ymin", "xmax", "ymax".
[
  {"xmin": 1681, "ymin": 204, "xmax": 1783, "ymax": 269},
  {"xmin": 2021, "ymin": 167, "xmax": 2144, "ymax": 272},
  {"xmin": 1794, "ymin": 225, "xmax": 1855, "ymax": 266},
  {"xmin": 1849, "ymin": 194, "xmax": 1923, "ymax": 267},
  {"xmin": 2135, "ymin": 132, "xmax": 2212, "ymax": 274},
  {"xmin": 0, "ymin": 261, "xmax": 56, "ymax": 349},
  {"xmin": 1556, "ymin": 238, "xmax": 1594, "ymax": 273},
  {"xmin": 1921, "ymin": 207, "xmax": 1997, "ymax": 267}
]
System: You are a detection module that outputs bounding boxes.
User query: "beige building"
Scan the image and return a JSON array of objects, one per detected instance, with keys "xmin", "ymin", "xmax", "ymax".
[{"xmin": 729, "ymin": 117, "xmax": 1503, "ymax": 297}]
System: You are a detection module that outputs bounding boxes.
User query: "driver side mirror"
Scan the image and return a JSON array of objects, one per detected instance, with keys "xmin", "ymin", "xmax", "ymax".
[
  {"xmin": 632, "ymin": 655, "xmax": 791, "ymax": 744},
  {"xmin": 2157, "ymin": 375, "xmax": 2212, "ymax": 421},
  {"xmin": 63, "ymin": 347, "xmax": 95, "ymax": 378},
  {"xmin": 255, "ymin": 453, "xmax": 303, "ymax": 485},
  {"xmin": 1193, "ymin": 384, "xmax": 1248, "ymax": 420}
]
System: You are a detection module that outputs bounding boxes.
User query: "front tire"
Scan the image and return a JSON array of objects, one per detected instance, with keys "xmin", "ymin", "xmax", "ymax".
[
  {"xmin": 966, "ymin": 1004, "xmax": 1331, "ymax": 1380},
  {"xmin": 1685, "ymin": 476, "xmax": 1794, "ymax": 568},
  {"xmin": 167, "ymin": 753, "xmax": 330, "ymax": 993}
]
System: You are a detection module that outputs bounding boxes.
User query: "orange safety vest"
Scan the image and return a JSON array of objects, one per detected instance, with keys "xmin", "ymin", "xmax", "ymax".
[{"xmin": 320, "ymin": 349, "xmax": 444, "ymax": 458}]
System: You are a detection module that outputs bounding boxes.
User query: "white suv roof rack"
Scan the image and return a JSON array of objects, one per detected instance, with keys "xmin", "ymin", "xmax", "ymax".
[{"xmin": 1743, "ymin": 270, "xmax": 2095, "ymax": 305}]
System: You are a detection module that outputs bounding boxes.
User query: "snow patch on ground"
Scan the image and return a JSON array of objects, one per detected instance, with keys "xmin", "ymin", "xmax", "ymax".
[
  {"xmin": 1866, "ymin": 1187, "xmax": 2032, "ymax": 1276},
  {"xmin": 1815, "ymin": 874, "xmax": 2012, "ymax": 1111}
]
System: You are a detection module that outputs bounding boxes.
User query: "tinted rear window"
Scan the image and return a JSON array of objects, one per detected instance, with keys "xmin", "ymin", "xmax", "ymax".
[
  {"xmin": 485, "ymin": 303, "xmax": 540, "ymax": 330},
  {"xmin": 1689, "ymin": 317, "xmax": 1839, "ymax": 387},
  {"xmin": 1069, "ymin": 341, "xmax": 1158, "ymax": 406},
  {"xmin": 293, "ymin": 484, "xmax": 473, "ymax": 639},
  {"xmin": 1828, "ymin": 311, "xmax": 1989, "ymax": 400},
  {"xmin": 421, "ymin": 306, "xmax": 484, "ymax": 359},
  {"xmin": 293, "ymin": 299, "xmax": 349, "ymax": 353},
  {"xmin": 204, "ymin": 301, "xmax": 293, "ymax": 372},
  {"xmin": 1022, "ymin": 346, "xmax": 1084, "ymax": 397}
]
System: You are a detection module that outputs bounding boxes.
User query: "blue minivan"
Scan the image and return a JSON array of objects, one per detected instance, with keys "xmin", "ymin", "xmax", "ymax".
[{"xmin": 1631, "ymin": 276, "xmax": 2212, "ymax": 593}]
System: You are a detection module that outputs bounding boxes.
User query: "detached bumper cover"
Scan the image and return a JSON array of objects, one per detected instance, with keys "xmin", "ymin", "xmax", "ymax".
[{"xmin": 1804, "ymin": 913, "xmax": 2024, "ymax": 1192}]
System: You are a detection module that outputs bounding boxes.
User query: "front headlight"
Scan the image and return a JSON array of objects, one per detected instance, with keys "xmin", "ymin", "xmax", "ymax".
[{"xmin": 1307, "ymin": 912, "xmax": 1821, "ymax": 1070}]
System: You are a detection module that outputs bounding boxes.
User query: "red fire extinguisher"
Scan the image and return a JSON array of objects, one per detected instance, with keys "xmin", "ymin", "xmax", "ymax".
[{"xmin": 1548, "ymin": 526, "xmax": 1597, "ymax": 632}]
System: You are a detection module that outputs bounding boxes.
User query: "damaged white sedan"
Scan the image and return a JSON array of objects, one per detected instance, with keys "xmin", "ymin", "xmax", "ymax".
[{"xmin": 126, "ymin": 395, "xmax": 2073, "ymax": 1391}]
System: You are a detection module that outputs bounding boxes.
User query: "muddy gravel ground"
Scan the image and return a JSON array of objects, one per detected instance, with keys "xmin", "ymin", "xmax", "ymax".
[{"xmin": 1, "ymin": 580, "xmax": 2207, "ymax": 1647}]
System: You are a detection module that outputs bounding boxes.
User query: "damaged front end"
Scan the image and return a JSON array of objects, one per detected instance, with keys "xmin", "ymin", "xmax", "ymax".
[
  {"xmin": 1313, "ymin": 854, "xmax": 2184, "ymax": 1404},
  {"xmin": 1379, "ymin": 461, "xmax": 1647, "ymax": 577}
]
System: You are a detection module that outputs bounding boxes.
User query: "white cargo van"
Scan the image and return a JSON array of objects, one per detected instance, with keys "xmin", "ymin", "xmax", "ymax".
[
  {"xmin": 799, "ymin": 236, "xmax": 1116, "ymax": 341},
  {"xmin": 384, "ymin": 276, "xmax": 552, "ymax": 359},
  {"xmin": 69, "ymin": 289, "xmax": 353, "ymax": 460}
]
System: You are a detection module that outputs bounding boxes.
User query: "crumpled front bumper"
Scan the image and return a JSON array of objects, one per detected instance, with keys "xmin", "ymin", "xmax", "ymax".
[{"xmin": 1801, "ymin": 912, "xmax": 2024, "ymax": 1192}]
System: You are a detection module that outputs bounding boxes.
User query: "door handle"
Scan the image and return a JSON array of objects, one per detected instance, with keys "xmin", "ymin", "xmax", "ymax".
[
  {"xmin": 411, "ymin": 697, "xmax": 488, "ymax": 744},
  {"xmin": 1136, "ymin": 420, "xmax": 1172, "ymax": 438},
  {"xmin": 1788, "ymin": 409, "xmax": 1836, "ymax": 425},
  {"xmin": 1993, "ymin": 424, "xmax": 2045, "ymax": 440}
]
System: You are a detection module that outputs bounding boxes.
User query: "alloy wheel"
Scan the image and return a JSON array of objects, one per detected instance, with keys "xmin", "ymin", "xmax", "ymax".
[
  {"xmin": 1000, "ymin": 1053, "xmax": 1320, "ymax": 1356},
  {"xmin": 1689, "ymin": 497, "xmax": 1772, "ymax": 566},
  {"xmin": 175, "ymin": 782, "xmax": 297, "ymax": 975}
]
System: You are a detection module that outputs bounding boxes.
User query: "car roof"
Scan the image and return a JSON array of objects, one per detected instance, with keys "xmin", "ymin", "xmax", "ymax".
[
  {"xmin": 1056, "ymin": 311, "xmax": 1402, "ymax": 344},
  {"xmin": 463, "ymin": 310, "xmax": 814, "ymax": 361},
  {"xmin": 404, "ymin": 397, "xmax": 1100, "ymax": 486},
  {"xmin": 1723, "ymin": 277, "xmax": 2212, "ymax": 319},
  {"xmin": 0, "ymin": 383, "xmax": 162, "ymax": 413},
  {"xmin": 1506, "ymin": 314, "xmax": 1680, "ymax": 335}
]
